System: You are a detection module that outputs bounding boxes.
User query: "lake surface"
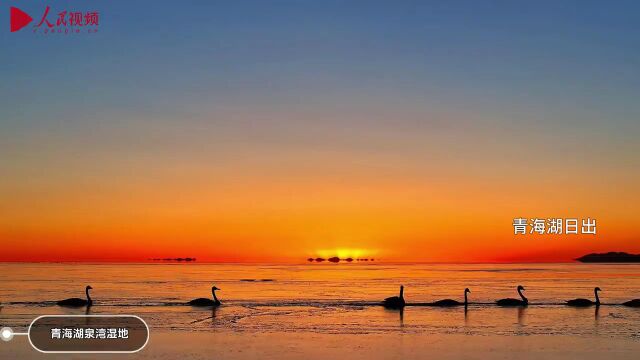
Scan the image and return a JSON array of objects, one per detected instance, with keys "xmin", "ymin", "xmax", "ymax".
[{"xmin": 2, "ymin": 263, "xmax": 640, "ymax": 339}]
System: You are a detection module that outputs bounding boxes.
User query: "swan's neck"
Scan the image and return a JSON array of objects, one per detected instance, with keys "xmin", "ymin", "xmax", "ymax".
[
  {"xmin": 86, "ymin": 288, "xmax": 92, "ymax": 304},
  {"xmin": 212, "ymin": 289, "xmax": 219, "ymax": 303},
  {"xmin": 518, "ymin": 288, "xmax": 527, "ymax": 303},
  {"xmin": 399, "ymin": 287, "xmax": 404, "ymax": 299},
  {"xmin": 594, "ymin": 289, "xmax": 600, "ymax": 305},
  {"xmin": 464, "ymin": 291, "xmax": 468, "ymax": 305}
]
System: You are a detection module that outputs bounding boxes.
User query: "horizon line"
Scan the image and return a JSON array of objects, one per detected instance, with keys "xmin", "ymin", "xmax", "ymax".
[{"xmin": 0, "ymin": 259, "xmax": 584, "ymax": 265}]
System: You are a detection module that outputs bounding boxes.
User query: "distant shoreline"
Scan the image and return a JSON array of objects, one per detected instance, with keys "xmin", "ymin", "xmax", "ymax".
[{"xmin": 576, "ymin": 252, "xmax": 640, "ymax": 263}]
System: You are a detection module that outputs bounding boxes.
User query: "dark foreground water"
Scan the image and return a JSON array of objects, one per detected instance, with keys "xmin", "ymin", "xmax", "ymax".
[{"xmin": 1, "ymin": 263, "xmax": 640, "ymax": 338}]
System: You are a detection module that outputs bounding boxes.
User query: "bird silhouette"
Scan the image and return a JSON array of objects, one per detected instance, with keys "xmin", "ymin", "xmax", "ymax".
[
  {"xmin": 496, "ymin": 285, "xmax": 528, "ymax": 306},
  {"xmin": 189, "ymin": 286, "xmax": 221, "ymax": 306},
  {"xmin": 432, "ymin": 288, "xmax": 470, "ymax": 307},
  {"xmin": 622, "ymin": 298, "xmax": 640, "ymax": 307},
  {"xmin": 57, "ymin": 285, "xmax": 93, "ymax": 307},
  {"xmin": 567, "ymin": 287, "xmax": 601, "ymax": 307},
  {"xmin": 383, "ymin": 285, "xmax": 405, "ymax": 309}
]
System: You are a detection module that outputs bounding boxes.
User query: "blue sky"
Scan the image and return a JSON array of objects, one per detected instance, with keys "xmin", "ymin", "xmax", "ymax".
[{"xmin": 2, "ymin": 0, "xmax": 639, "ymax": 129}]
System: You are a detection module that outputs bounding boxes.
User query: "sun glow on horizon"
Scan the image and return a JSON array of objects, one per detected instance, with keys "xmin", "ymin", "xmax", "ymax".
[{"xmin": 314, "ymin": 248, "xmax": 379, "ymax": 259}]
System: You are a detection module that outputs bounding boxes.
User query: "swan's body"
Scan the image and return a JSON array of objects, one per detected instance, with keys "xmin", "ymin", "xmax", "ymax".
[
  {"xmin": 433, "ymin": 288, "xmax": 470, "ymax": 307},
  {"xmin": 384, "ymin": 285, "xmax": 405, "ymax": 309},
  {"xmin": 567, "ymin": 287, "xmax": 601, "ymax": 307},
  {"xmin": 189, "ymin": 286, "xmax": 221, "ymax": 306},
  {"xmin": 622, "ymin": 299, "xmax": 640, "ymax": 307},
  {"xmin": 57, "ymin": 286, "xmax": 93, "ymax": 307},
  {"xmin": 496, "ymin": 285, "xmax": 528, "ymax": 306}
]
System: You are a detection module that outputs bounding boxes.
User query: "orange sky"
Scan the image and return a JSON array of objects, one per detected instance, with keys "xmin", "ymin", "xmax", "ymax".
[{"xmin": 1, "ymin": 121, "xmax": 638, "ymax": 262}]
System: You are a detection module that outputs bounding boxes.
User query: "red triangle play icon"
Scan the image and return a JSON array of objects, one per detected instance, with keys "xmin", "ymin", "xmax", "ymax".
[{"xmin": 10, "ymin": 7, "xmax": 33, "ymax": 32}]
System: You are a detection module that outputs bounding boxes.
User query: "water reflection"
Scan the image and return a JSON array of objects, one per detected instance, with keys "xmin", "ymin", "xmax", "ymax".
[
  {"xmin": 2, "ymin": 263, "xmax": 640, "ymax": 338},
  {"xmin": 517, "ymin": 306, "xmax": 526, "ymax": 326},
  {"xmin": 383, "ymin": 307, "xmax": 404, "ymax": 327}
]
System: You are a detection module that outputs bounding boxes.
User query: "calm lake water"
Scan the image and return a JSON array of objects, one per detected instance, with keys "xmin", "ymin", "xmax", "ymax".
[{"xmin": 1, "ymin": 263, "xmax": 640, "ymax": 338}]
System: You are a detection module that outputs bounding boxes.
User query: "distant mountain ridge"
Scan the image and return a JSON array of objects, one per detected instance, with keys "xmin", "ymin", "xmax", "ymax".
[{"xmin": 576, "ymin": 252, "xmax": 640, "ymax": 263}]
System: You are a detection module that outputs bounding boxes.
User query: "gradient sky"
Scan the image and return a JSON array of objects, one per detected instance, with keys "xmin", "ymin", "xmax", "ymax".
[{"xmin": 1, "ymin": 0, "xmax": 639, "ymax": 262}]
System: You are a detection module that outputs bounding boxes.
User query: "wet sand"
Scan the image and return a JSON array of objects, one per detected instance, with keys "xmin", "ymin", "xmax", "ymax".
[{"xmin": 3, "ymin": 332, "xmax": 640, "ymax": 360}]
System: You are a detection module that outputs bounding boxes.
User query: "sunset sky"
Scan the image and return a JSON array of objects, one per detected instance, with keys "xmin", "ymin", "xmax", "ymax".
[{"xmin": 1, "ymin": 1, "xmax": 639, "ymax": 262}]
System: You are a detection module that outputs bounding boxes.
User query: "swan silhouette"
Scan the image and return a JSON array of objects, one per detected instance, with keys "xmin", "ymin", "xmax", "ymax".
[
  {"xmin": 622, "ymin": 298, "xmax": 640, "ymax": 307},
  {"xmin": 567, "ymin": 287, "xmax": 601, "ymax": 307},
  {"xmin": 57, "ymin": 285, "xmax": 93, "ymax": 307},
  {"xmin": 496, "ymin": 285, "xmax": 528, "ymax": 306},
  {"xmin": 383, "ymin": 285, "xmax": 405, "ymax": 309},
  {"xmin": 189, "ymin": 286, "xmax": 221, "ymax": 306},
  {"xmin": 432, "ymin": 288, "xmax": 470, "ymax": 307}
]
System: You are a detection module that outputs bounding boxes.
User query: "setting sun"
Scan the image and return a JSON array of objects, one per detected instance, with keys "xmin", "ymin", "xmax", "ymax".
[{"xmin": 314, "ymin": 248, "xmax": 377, "ymax": 260}]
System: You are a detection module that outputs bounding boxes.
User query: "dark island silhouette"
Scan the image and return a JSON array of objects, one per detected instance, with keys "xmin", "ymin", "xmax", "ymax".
[{"xmin": 576, "ymin": 252, "xmax": 640, "ymax": 263}]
